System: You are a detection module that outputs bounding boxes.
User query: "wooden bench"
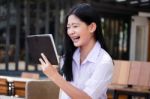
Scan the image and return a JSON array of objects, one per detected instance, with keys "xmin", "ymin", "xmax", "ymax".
[
  {"xmin": 14, "ymin": 81, "xmax": 26, "ymax": 97},
  {"xmin": 0, "ymin": 78, "xmax": 8, "ymax": 95},
  {"xmin": 0, "ymin": 75, "xmax": 37, "ymax": 97},
  {"xmin": 108, "ymin": 60, "xmax": 150, "ymax": 99}
]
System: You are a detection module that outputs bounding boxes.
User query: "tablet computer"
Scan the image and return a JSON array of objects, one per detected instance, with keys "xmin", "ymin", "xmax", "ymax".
[{"xmin": 27, "ymin": 34, "xmax": 59, "ymax": 65}]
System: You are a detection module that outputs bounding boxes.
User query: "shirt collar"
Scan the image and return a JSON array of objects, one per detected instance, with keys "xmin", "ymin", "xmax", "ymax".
[
  {"xmin": 73, "ymin": 48, "xmax": 80, "ymax": 66},
  {"xmin": 73, "ymin": 41, "xmax": 102, "ymax": 65}
]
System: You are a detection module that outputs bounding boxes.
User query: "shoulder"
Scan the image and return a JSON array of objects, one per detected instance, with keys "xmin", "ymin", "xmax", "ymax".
[
  {"xmin": 97, "ymin": 48, "xmax": 113, "ymax": 64},
  {"xmin": 102, "ymin": 49, "xmax": 112, "ymax": 60},
  {"xmin": 94, "ymin": 48, "xmax": 113, "ymax": 75}
]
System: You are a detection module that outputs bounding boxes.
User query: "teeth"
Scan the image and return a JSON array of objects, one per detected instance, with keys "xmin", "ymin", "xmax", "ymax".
[
  {"xmin": 73, "ymin": 37, "xmax": 79, "ymax": 42},
  {"xmin": 74, "ymin": 38, "xmax": 78, "ymax": 41},
  {"xmin": 71, "ymin": 36, "xmax": 80, "ymax": 43}
]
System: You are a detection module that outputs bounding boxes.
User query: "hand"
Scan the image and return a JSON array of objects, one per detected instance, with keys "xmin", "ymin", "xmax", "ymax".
[{"xmin": 39, "ymin": 53, "xmax": 58, "ymax": 79}]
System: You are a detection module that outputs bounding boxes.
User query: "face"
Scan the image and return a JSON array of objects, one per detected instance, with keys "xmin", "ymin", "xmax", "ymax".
[{"xmin": 67, "ymin": 15, "xmax": 96, "ymax": 47}]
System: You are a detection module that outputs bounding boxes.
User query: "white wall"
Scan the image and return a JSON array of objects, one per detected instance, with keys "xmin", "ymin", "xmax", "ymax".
[{"xmin": 130, "ymin": 16, "xmax": 149, "ymax": 61}]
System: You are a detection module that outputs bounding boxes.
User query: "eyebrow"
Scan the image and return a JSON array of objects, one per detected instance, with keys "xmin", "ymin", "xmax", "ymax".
[{"xmin": 67, "ymin": 23, "xmax": 80, "ymax": 26}]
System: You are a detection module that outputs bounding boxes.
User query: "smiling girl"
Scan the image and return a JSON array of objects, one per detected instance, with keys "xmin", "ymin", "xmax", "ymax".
[{"xmin": 39, "ymin": 3, "xmax": 113, "ymax": 99}]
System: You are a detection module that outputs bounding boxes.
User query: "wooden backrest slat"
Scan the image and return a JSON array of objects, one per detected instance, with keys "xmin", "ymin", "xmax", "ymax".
[
  {"xmin": 112, "ymin": 60, "xmax": 131, "ymax": 85},
  {"xmin": 128, "ymin": 61, "xmax": 141, "ymax": 86},
  {"xmin": 112, "ymin": 60, "xmax": 121, "ymax": 84},
  {"xmin": 138, "ymin": 62, "xmax": 150, "ymax": 87},
  {"xmin": 0, "ymin": 78, "xmax": 8, "ymax": 95},
  {"xmin": 0, "ymin": 78, "xmax": 7, "ymax": 85}
]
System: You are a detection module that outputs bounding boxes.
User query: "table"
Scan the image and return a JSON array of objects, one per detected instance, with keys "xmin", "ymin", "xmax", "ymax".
[
  {"xmin": 108, "ymin": 85, "xmax": 150, "ymax": 99},
  {"xmin": 0, "ymin": 95, "xmax": 24, "ymax": 99},
  {"xmin": 0, "ymin": 76, "xmax": 36, "ymax": 82}
]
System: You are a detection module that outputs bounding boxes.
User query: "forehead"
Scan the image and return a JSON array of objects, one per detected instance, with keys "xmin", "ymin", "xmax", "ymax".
[{"xmin": 67, "ymin": 15, "xmax": 82, "ymax": 24}]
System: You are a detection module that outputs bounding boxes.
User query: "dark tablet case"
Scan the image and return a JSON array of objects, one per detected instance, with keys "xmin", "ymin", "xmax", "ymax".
[{"xmin": 27, "ymin": 34, "xmax": 58, "ymax": 65}]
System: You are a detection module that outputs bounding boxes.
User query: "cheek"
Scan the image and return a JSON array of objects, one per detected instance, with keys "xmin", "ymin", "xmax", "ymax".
[
  {"xmin": 67, "ymin": 29, "xmax": 70, "ymax": 35},
  {"xmin": 81, "ymin": 32, "xmax": 93, "ymax": 42},
  {"xmin": 67, "ymin": 30, "xmax": 71, "ymax": 37},
  {"xmin": 80, "ymin": 33, "xmax": 89, "ymax": 43},
  {"xmin": 79, "ymin": 28, "xmax": 91, "ymax": 38}
]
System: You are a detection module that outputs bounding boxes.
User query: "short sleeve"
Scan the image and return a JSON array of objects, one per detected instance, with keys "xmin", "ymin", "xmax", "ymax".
[{"xmin": 83, "ymin": 60, "xmax": 113, "ymax": 99}]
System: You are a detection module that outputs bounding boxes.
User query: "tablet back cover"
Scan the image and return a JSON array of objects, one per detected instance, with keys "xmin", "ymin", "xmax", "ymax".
[{"xmin": 27, "ymin": 34, "xmax": 59, "ymax": 65}]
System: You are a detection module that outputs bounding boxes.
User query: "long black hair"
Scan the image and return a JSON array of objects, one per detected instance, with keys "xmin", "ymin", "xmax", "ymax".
[{"xmin": 62, "ymin": 3, "xmax": 107, "ymax": 81}]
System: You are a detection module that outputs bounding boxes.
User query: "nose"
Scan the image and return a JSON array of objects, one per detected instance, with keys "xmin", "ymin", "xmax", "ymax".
[{"xmin": 67, "ymin": 27, "xmax": 75, "ymax": 35}]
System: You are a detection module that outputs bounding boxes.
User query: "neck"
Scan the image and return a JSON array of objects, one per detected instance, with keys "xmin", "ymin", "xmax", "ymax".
[{"xmin": 80, "ymin": 39, "xmax": 96, "ymax": 64}]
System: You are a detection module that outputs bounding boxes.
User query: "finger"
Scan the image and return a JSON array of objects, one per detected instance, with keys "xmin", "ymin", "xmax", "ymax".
[
  {"xmin": 39, "ymin": 58, "xmax": 45, "ymax": 65},
  {"xmin": 41, "ymin": 53, "xmax": 49, "ymax": 63}
]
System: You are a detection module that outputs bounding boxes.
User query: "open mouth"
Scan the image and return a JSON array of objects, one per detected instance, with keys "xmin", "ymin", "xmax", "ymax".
[{"xmin": 72, "ymin": 36, "xmax": 80, "ymax": 42}]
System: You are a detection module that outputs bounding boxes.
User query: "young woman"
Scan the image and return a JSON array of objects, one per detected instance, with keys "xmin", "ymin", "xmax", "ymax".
[{"xmin": 39, "ymin": 3, "xmax": 113, "ymax": 99}]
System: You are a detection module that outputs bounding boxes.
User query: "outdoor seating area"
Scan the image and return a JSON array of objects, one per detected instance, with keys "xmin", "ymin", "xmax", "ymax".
[
  {"xmin": 0, "ymin": 75, "xmax": 38, "ymax": 98},
  {"xmin": 0, "ymin": 0, "xmax": 150, "ymax": 99},
  {"xmin": 1, "ymin": 60, "xmax": 150, "ymax": 99},
  {"xmin": 0, "ymin": 75, "xmax": 59, "ymax": 99},
  {"xmin": 108, "ymin": 60, "xmax": 150, "ymax": 99}
]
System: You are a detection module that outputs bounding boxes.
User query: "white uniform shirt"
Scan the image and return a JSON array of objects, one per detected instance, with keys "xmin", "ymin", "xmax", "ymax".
[{"xmin": 59, "ymin": 42, "xmax": 113, "ymax": 99}]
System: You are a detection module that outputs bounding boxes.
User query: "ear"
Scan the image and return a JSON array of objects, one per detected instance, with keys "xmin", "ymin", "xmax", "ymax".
[{"xmin": 88, "ymin": 22, "xmax": 97, "ymax": 33}]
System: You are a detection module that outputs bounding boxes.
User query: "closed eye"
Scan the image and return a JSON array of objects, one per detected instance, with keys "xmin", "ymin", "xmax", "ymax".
[{"xmin": 73, "ymin": 25, "xmax": 79, "ymax": 28}]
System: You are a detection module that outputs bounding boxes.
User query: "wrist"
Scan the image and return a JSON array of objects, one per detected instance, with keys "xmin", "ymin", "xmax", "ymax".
[{"xmin": 49, "ymin": 71, "xmax": 59, "ymax": 81}]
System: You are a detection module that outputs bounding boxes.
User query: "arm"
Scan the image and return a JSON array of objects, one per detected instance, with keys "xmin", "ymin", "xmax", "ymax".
[
  {"xmin": 39, "ymin": 53, "xmax": 91, "ymax": 99},
  {"xmin": 83, "ymin": 61, "xmax": 113, "ymax": 98}
]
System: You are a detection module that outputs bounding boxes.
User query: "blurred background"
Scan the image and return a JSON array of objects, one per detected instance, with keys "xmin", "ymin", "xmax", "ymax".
[{"xmin": 0, "ymin": 0, "xmax": 150, "ymax": 77}]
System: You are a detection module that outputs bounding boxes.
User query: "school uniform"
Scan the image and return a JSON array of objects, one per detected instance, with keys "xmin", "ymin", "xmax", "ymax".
[{"xmin": 59, "ymin": 41, "xmax": 113, "ymax": 99}]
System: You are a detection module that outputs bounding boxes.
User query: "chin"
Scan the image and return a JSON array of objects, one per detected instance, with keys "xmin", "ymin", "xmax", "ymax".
[{"xmin": 73, "ymin": 43, "xmax": 80, "ymax": 47}]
